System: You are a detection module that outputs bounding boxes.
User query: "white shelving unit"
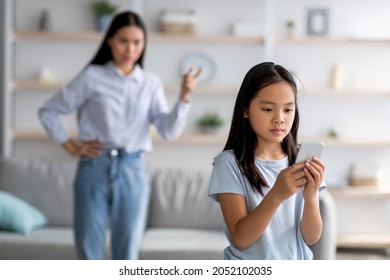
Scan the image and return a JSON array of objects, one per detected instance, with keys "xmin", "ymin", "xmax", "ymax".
[
  {"xmin": 8, "ymin": 2, "xmax": 268, "ymax": 153},
  {"xmin": 277, "ymin": 36, "xmax": 390, "ymax": 45},
  {"xmin": 329, "ymin": 187, "xmax": 390, "ymax": 250},
  {"xmin": 14, "ymin": 30, "xmax": 264, "ymax": 44},
  {"xmin": 276, "ymin": 19, "xmax": 390, "ymax": 248},
  {"xmin": 11, "ymin": 30, "xmax": 389, "ymax": 149}
]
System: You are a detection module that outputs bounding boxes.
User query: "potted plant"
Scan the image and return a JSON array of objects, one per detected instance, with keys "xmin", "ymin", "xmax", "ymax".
[
  {"xmin": 196, "ymin": 112, "xmax": 224, "ymax": 134},
  {"xmin": 91, "ymin": 0, "xmax": 118, "ymax": 32},
  {"xmin": 286, "ymin": 19, "xmax": 295, "ymax": 38}
]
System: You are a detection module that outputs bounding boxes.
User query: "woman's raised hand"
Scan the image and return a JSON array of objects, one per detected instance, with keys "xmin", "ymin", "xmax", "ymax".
[{"xmin": 179, "ymin": 67, "xmax": 203, "ymax": 103}]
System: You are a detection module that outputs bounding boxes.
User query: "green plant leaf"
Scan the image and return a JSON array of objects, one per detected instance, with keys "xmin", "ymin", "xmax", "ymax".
[
  {"xmin": 196, "ymin": 112, "xmax": 224, "ymax": 128},
  {"xmin": 92, "ymin": 1, "xmax": 118, "ymax": 15}
]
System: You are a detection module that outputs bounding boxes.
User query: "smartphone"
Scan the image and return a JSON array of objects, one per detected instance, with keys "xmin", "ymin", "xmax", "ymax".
[{"xmin": 295, "ymin": 142, "xmax": 324, "ymax": 164}]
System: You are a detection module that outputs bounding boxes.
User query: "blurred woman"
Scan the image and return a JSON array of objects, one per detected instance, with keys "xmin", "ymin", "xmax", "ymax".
[{"xmin": 38, "ymin": 10, "xmax": 201, "ymax": 259}]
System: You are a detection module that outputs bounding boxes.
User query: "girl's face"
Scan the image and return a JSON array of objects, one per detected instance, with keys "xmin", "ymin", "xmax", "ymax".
[
  {"xmin": 107, "ymin": 25, "xmax": 145, "ymax": 74},
  {"xmin": 245, "ymin": 81, "xmax": 296, "ymax": 145}
]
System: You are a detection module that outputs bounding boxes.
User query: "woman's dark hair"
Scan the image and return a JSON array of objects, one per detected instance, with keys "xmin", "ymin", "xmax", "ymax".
[
  {"xmin": 223, "ymin": 62, "xmax": 300, "ymax": 196},
  {"xmin": 89, "ymin": 10, "xmax": 147, "ymax": 67}
]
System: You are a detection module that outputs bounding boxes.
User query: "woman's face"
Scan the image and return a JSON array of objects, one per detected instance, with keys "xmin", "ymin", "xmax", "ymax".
[
  {"xmin": 245, "ymin": 81, "xmax": 296, "ymax": 145},
  {"xmin": 107, "ymin": 25, "xmax": 145, "ymax": 73}
]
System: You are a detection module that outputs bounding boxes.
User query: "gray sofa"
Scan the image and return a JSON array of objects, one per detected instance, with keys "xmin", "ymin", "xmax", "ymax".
[{"xmin": 0, "ymin": 157, "xmax": 337, "ymax": 260}]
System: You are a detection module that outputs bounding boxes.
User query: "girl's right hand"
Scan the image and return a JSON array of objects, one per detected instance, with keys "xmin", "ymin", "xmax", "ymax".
[
  {"xmin": 62, "ymin": 139, "xmax": 105, "ymax": 158},
  {"xmin": 270, "ymin": 163, "xmax": 307, "ymax": 203}
]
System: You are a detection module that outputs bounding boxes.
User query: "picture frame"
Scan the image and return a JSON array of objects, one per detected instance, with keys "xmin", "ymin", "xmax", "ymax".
[{"xmin": 307, "ymin": 8, "xmax": 329, "ymax": 36}]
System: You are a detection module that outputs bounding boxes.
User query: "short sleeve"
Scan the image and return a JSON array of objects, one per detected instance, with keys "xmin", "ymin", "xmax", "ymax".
[
  {"xmin": 208, "ymin": 151, "xmax": 246, "ymax": 203},
  {"xmin": 319, "ymin": 179, "xmax": 327, "ymax": 192}
]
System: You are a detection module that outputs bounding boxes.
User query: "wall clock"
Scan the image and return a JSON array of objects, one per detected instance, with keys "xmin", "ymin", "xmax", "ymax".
[{"xmin": 179, "ymin": 51, "xmax": 216, "ymax": 84}]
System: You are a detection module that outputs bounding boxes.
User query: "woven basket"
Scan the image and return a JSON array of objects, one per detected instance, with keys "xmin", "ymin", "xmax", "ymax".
[
  {"xmin": 348, "ymin": 177, "xmax": 378, "ymax": 187},
  {"xmin": 160, "ymin": 22, "xmax": 197, "ymax": 34}
]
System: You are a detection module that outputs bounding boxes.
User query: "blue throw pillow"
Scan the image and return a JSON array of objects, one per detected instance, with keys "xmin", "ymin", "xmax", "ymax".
[{"xmin": 0, "ymin": 190, "xmax": 47, "ymax": 235}]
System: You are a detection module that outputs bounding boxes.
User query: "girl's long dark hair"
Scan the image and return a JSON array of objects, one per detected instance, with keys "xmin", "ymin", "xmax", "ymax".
[
  {"xmin": 89, "ymin": 10, "xmax": 147, "ymax": 67},
  {"xmin": 222, "ymin": 62, "xmax": 300, "ymax": 196}
]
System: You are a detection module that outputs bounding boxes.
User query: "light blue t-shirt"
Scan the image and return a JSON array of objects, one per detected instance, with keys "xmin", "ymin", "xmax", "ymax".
[{"xmin": 208, "ymin": 150, "xmax": 326, "ymax": 260}]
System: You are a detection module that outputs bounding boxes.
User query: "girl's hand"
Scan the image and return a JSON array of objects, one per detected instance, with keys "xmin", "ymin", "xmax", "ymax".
[
  {"xmin": 62, "ymin": 139, "xmax": 105, "ymax": 158},
  {"xmin": 302, "ymin": 157, "xmax": 325, "ymax": 199},
  {"xmin": 269, "ymin": 163, "xmax": 307, "ymax": 203},
  {"xmin": 179, "ymin": 67, "xmax": 203, "ymax": 103}
]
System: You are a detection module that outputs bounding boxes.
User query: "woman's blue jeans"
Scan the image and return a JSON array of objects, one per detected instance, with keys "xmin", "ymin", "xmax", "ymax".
[{"xmin": 73, "ymin": 149, "xmax": 150, "ymax": 260}]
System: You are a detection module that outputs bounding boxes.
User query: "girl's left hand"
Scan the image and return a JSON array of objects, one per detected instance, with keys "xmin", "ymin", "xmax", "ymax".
[
  {"xmin": 179, "ymin": 67, "xmax": 203, "ymax": 103},
  {"xmin": 302, "ymin": 157, "xmax": 325, "ymax": 199}
]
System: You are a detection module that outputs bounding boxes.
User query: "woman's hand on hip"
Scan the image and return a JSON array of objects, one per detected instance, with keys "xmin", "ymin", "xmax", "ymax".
[
  {"xmin": 179, "ymin": 67, "xmax": 203, "ymax": 103},
  {"xmin": 62, "ymin": 139, "xmax": 105, "ymax": 158}
]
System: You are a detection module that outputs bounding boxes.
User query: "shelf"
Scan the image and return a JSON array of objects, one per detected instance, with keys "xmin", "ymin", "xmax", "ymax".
[
  {"xmin": 12, "ymin": 130, "xmax": 390, "ymax": 148},
  {"xmin": 300, "ymin": 88, "xmax": 390, "ymax": 97},
  {"xmin": 149, "ymin": 33, "xmax": 263, "ymax": 44},
  {"xmin": 14, "ymin": 31, "xmax": 263, "ymax": 44},
  {"xmin": 302, "ymin": 137, "xmax": 390, "ymax": 148},
  {"xmin": 16, "ymin": 31, "xmax": 390, "ymax": 46},
  {"xmin": 164, "ymin": 84, "xmax": 238, "ymax": 95},
  {"xmin": 12, "ymin": 130, "xmax": 226, "ymax": 145},
  {"xmin": 277, "ymin": 36, "xmax": 390, "ymax": 46},
  {"xmin": 14, "ymin": 31, "xmax": 104, "ymax": 41},
  {"xmin": 12, "ymin": 130, "xmax": 77, "ymax": 140},
  {"xmin": 15, "ymin": 80, "xmax": 390, "ymax": 98},
  {"xmin": 13, "ymin": 80, "xmax": 239, "ymax": 95},
  {"xmin": 154, "ymin": 133, "xmax": 226, "ymax": 145},
  {"xmin": 13, "ymin": 80, "xmax": 64, "ymax": 90},
  {"xmin": 337, "ymin": 234, "xmax": 390, "ymax": 249},
  {"xmin": 328, "ymin": 187, "xmax": 390, "ymax": 198}
]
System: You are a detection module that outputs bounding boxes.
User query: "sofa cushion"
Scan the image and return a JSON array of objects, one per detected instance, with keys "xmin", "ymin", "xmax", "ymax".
[
  {"xmin": 0, "ymin": 227, "xmax": 77, "ymax": 259},
  {"xmin": 140, "ymin": 228, "xmax": 228, "ymax": 260},
  {"xmin": 149, "ymin": 168, "xmax": 224, "ymax": 230},
  {"xmin": 0, "ymin": 227, "xmax": 112, "ymax": 260},
  {"xmin": 0, "ymin": 157, "xmax": 77, "ymax": 227},
  {"xmin": 0, "ymin": 190, "xmax": 47, "ymax": 234}
]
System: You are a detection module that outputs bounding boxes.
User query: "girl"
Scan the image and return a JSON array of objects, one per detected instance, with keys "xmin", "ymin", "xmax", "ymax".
[
  {"xmin": 208, "ymin": 62, "xmax": 326, "ymax": 259},
  {"xmin": 38, "ymin": 11, "xmax": 201, "ymax": 260}
]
